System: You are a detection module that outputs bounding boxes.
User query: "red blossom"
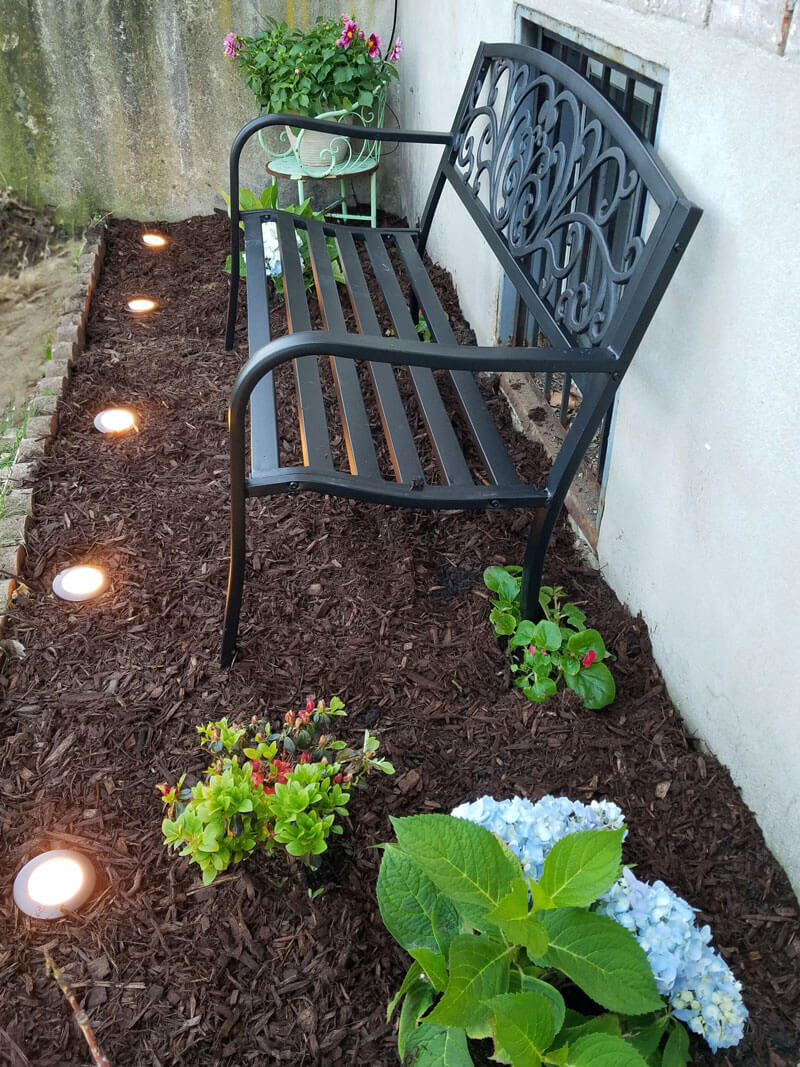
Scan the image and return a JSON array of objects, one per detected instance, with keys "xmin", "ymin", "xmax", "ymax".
[
  {"xmin": 299, "ymin": 752, "xmax": 311, "ymax": 764},
  {"xmin": 333, "ymin": 773, "xmax": 343, "ymax": 784},
  {"xmin": 251, "ymin": 771, "xmax": 264, "ymax": 788},
  {"xmin": 582, "ymin": 649, "xmax": 597, "ymax": 667},
  {"xmin": 305, "ymin": 696, "xmax": 315, "ymax": 713}
]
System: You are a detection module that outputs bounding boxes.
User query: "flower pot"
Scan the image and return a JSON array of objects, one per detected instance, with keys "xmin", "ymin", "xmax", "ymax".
[{"xmin": 284, "ymin": 124, "xmax": 350, "ymax": 170}]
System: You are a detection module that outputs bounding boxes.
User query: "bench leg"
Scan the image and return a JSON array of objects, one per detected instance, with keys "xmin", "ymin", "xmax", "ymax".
[
  {"xmin": 520, "ymin": 506, "xmax": 555, "ymax": 622},
  {"xmin": 221, "ymin": 487, "xmax": 246, "ymax": 667},
  {"xmin": 225, "ymin": 264, "xmax": 239, "ymax": 352}
]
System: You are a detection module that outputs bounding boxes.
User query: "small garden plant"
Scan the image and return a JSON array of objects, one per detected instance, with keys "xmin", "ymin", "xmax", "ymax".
[
  {"xmin": 377, "ymin": 796, "xmax": 747, "ymax": 1066},
  {"xmin": 217, "ymin": 184, "xmax": 344, "ymax": 292},
  {"xmin": 159, "ymin": 697, "xmax": 393, "ymax": 884},
  {"xmin": 224, "ymin": 14, "xmax": 401, "ymax": 117},
  {"xmin": 484, "ymin": 566, "xmax": 615, "ymax": 710}
]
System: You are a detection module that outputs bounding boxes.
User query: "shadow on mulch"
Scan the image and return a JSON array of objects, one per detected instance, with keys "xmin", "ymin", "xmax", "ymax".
[{"xmin": 0, "ymin": 214, "xmax": 797, "ymax": 1066}]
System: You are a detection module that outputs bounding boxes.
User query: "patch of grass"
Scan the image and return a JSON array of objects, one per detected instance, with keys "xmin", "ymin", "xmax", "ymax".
[{"xmin": 0, "ymin": 401, "xmax": 32, "ymax": 520}]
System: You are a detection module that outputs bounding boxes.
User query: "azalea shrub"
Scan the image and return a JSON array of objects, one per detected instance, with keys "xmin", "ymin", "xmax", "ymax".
[
  {"xmin": 484, "ymin": 567, "xmax": 615, "ymax": 710},
  {"xmin": 376, "ymin": 794, "xmax": 747, "ymax": 1066},
  {"xmin": 224, "ymin": 14, "xmax": 401, "ymax": 117},
  {"xmin": 159, "ymin": 697, "xmax": 393, "ymax": 885}
]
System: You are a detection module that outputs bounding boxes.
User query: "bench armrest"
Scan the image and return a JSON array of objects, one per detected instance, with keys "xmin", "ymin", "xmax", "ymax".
[{"xmin": 230, "ymin": 332, "xmax": 620, "ymax": 422}]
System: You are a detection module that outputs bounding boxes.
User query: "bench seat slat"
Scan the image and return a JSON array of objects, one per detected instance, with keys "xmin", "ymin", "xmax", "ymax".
[
  {"xmin": 335, "ymin": 229, "xmax": 425, "ymax": 485},
  {"xmin": 393, "ymin": 233, "xmax": 521, "ymax": 489},
  {"xmin": 304, "ymin": 218, "xmax": 381, "ymax": 479},
  {"xmin": 361, "ymin": 230, "xmax": 474, "ymax": 488},
  {"xmin": 242, "ymin": 212, "xmax": 279, "ymax": 473},
  {"xmin": 274, "ymin": 212, "xmax": 333, "ymax": 470}
]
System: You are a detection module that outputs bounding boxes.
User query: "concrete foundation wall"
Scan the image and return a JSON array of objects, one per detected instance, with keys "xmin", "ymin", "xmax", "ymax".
[
  {"xmin": 392, "ymin": 0, "xmax": 800, "ymax": 896},
  {"xmin": 0, "ymin": 0, "xmax": 385, "ymax": 223}
]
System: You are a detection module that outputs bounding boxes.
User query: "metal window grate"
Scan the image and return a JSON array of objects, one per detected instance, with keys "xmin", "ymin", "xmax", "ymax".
[{"xmin": 513, "ymin": 20, "xmax": 664, "ymax": 485}]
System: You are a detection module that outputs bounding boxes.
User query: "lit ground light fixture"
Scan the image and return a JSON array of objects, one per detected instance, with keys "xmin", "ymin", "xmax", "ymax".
[
  {"xmin": 141, "ymin": 233, "xmax": 167, "ymax": 247},
  {"xmin": 14, "ymin": 850, "xmax": 96, "ymax": 919},
  {"xmin": 52, "ymin": 565, "xmax": 109, "ymax": 602},
  {"xmin": 127, "ymin": 297, "xmax": 156, "ymax": 313},
  {"xmin": 94, "ymin": 408, "xmax": 137, "ymax": 434}
]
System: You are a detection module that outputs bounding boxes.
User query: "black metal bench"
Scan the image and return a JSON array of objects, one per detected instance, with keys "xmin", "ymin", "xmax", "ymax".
[{"xmin": 221, "ymin": 41, "xmax": 701, "ymax": 667}]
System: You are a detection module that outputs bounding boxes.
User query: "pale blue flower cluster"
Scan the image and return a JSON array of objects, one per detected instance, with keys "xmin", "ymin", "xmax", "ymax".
[
  {"xmin": 595, "ymin": 867, "xmax": 747, "ymax": 1052},
  {"xmin": 450, "ymin": 793, "xmax": 626, "ymax": 881},
  {"xmin": 451, "ymin": 794, "xmax": 747, "ymax": 1053},
  {"xmin": 261, "ymin": 221, "xmax": 303, "ymax": 278}
]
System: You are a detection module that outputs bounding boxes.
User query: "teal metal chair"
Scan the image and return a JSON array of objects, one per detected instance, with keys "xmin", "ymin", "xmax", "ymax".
[{"xmin": 258, "ymin": 93, "xmax": 386, "ymax": 227}]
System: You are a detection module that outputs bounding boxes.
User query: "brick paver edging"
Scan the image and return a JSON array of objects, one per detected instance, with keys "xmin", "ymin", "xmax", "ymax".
[{"xmin": 0, "ymin": 220, "xmax": 107, "ymax": 642}]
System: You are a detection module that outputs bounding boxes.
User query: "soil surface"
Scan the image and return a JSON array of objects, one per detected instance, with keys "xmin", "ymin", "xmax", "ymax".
[
  {"xmin": 0, "ymin": 214, "xmax": 798, "ymax": 1067},
  {"xmin": 0, "ymin": 193, "xmax": 81, "ymax": 419}
]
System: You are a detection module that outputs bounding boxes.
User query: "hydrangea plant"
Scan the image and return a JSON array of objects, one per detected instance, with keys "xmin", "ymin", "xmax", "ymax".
[{"xmin": 452, "ymin": 794, "xmax": 748, "ymax": 1056}]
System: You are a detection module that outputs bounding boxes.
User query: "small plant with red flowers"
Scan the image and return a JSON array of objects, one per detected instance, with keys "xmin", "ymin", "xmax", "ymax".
[
  {"xmin": 484, "ymin": 567, "xmax": 615, "ymax": 710},
  {"xmin": 224, "ymin": 14, "xmax": 401, "ymax": 118},
  {"xmin": 159, "ymin": 697, "xmax": 394, "ymax": 885}
]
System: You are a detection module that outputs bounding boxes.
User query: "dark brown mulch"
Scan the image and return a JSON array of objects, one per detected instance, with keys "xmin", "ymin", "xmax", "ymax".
[{"xmin": 0, "ymin": 214, "xmax": 798, "ymax": 1067}]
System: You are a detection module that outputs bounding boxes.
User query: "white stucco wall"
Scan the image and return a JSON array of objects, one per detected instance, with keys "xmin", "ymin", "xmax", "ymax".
[{"xmin": 392, "ymin": 0, "xmax": 800, "ymax": 896}]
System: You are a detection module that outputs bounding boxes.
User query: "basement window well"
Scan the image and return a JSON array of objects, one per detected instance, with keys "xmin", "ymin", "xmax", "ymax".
[{"xmin": 505, "ymin": 10, "xmax": 667, "ymax": 515}]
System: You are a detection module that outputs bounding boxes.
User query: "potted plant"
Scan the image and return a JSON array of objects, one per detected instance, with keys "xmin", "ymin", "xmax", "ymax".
[{"xmin": 225, "ymin": 14, "xmax": 402, "ymax": 167}]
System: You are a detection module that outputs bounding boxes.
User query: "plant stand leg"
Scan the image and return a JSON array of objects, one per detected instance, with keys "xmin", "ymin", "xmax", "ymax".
[
  {"xmin": 370, "ymin": 170, "xmax": 377, "ymax": 228},
  {"xmin": 339, "ymin": 179, "xmax": 349, "ymax": 222}
]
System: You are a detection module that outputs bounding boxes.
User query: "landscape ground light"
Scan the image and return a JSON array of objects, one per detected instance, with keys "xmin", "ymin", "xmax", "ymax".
[
  {"xmin": 94, "ymin": 408, "xmax": 137, "ymax": 434},
  {"xmin": 52, "ymin": 565, "xmax": 109, "ymax": 602},
  {"xmin": 13, "ymin": 850, "xmax": 96, "ymax": 919},
  {"xmin": 127, "ymin": 298, "xmax": 156, "ymax": 313},
  {"xmin": 141, "ymin": 233, "xmax": 167, "ymax": 247}
]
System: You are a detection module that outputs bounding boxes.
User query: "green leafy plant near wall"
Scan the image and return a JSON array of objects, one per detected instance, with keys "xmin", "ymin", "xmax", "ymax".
[{"xmin": 484, "ymin": 567, "xmax": 615, "ymax": 710}]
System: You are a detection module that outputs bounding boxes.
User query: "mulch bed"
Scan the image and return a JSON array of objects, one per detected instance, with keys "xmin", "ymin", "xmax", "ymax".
[{"xmin": 0, "ymin": 213, "xmax": 798, "ymax": 1066}]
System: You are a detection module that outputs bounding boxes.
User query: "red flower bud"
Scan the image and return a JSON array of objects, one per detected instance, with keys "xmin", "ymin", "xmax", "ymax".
[
  {"xmin": 211, "ymin": 728, "xmax": 220, "ymax": 740},
  {"xmin": 285, "ymin": 711, "xmax": 295, "ymax": 726},
  {"xmin": 299, "ymin": 752, "xmax": 311, "ymax": 764},
  {"xmin": 582, "ymin": 649, "xmax": 597, "ymax": 667},
  {"xmin": 158, "ymin": 783, "xmax": 170, "ymax": 795},
  {"xmin": 251, "ymin": 715, "xmax": 258, "ymax": 724},
  {"xmin": 333, "ymin": 773, "xmax": 343, "ymax": 784},
  {"xmin": 305, "ymin": 696, "xmax": 315, "ymax": 713}
]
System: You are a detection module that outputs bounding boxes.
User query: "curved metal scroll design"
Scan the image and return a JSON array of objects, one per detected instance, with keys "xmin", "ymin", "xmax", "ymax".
[
  {"xmin": 455, "ymin": 56, "xmax": 647, "ymax": 344},
  {"xmin": 259, "ymin": 89, "xmax": 387, "ymax": 179}
]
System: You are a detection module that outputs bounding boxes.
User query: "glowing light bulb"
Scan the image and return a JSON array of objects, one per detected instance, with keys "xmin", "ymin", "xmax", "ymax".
[
  {"xmin": 13, "ymin": 850, "xmax": 96, "ymax": 919},
  {"xmin": 127, "ymin": 298, "xmax": 156, "ymax": 313},
  {"xmin": 52, "ymin": 565, "xmax": 108, "ymax": 602},
  {"xmin": 28, "ymin": 857, "xmax": 84, "ymax": 906},
  {"xmin": 94, "ymin": 408, "xmax": 136, "ymax": 434},
  {"xmin": 141, "ymin": 233, "xmax": 166, "ymax": 247}
]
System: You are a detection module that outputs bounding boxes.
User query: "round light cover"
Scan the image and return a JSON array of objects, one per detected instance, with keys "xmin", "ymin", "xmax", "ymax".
[
  {"xmin": 52, "ymin": 565, "xmax": 108, "ymax": 602},
  {"xmin": 127, "ymin": 298, "xmax": 156, "ymax": 313},
  {"xmin": 14, "ymin": 850, "xmax": 96, "ymax": 919},
  {"xmin": 94, "ymin": 408, "xmax": 136, "ymax": 434},
  {"xmin": 141, "ymin": 233, "xmax": 166, "ymax": 247}
]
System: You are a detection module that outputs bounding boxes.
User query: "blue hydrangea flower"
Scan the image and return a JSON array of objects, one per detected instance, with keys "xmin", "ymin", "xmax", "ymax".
[
  {"xmin": 450, "ymin": 793, "xmax": 626, "ymax": 880},
  {"xmin": 451, "ymin": 794, "xmax": 747, "ymax": 1052},
  {"xmin": 596, "ymin": 868, "xmax": 747, "ymax": 1052}
]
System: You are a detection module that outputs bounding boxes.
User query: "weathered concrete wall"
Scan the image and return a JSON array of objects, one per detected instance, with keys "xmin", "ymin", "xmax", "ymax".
[
  {"xmin": 393, "ymin": 0, "xmax": 800, "ymax": 898},
  {"xmin": 0, "ymin": 0, "xmax": 384, "ymax": 223}
]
